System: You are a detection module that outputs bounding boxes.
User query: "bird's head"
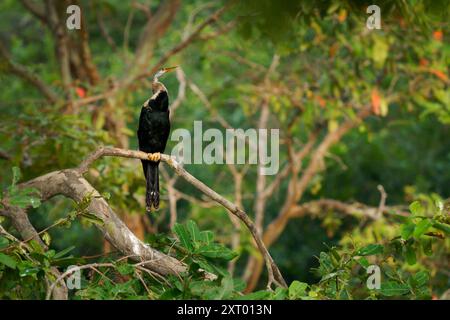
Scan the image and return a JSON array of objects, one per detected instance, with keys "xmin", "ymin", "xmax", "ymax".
[
  {"xmin": 152, "ymin": 66, "xmax": 177, "ymax": 93},
  {"xmin": 153, "ymin": 66, "xmax": 178, "ymax": 82}
]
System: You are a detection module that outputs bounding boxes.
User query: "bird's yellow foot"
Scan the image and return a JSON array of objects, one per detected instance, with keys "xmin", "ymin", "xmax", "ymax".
[
  {"xmin": 148, "ymin": 152, "xmax": 161, "ymax": 162},
  {"xmin": 146, "ymin": 204, "xmax": 159, "ymax": 212}
]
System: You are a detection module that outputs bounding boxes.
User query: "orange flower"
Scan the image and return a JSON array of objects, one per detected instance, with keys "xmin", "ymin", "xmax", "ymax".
[
  {"xmin": 430, "ymin": 69, "xmax": 448, "ymax": 82},
  {"xmin": 76, "ymin": 87, "xmax": 86, "ymax": 98},
  {"xmin": 419, "ymin": 58, "xmax": 429, "ymax": 67},
  {"xmin": 433, "ymin": 30, "xmax": 443, "ymax": 41},
  {"xmin": 316, "ymin": 95, "xmax": 326, "ymax": 108},
  {"xmin": 338, "ymin": 9, "xmax": 347, "ymax": 23},
  {"xmin": 371, "ymin": 88, "xmax": 381, "ymax": 115}
]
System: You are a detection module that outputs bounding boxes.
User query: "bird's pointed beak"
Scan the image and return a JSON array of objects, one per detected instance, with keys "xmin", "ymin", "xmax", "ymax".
[
  {"xmin": 162, "ymin": 66, "xmax": 178, "ymax": 74},
  {"xmin": 154, "ymin": 66, "xmax": 178, "ymax": 80}
]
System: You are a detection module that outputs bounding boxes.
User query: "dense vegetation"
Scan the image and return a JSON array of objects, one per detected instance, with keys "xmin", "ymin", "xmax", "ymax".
[{"xmin": 0, "ymin": 0, "xmax": 448, "ymax": 300}]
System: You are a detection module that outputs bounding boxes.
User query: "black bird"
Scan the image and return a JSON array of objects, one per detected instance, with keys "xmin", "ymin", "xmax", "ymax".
[{"xmin": 137, "ymin": 66, "xmax": 176, "ymax": 211}]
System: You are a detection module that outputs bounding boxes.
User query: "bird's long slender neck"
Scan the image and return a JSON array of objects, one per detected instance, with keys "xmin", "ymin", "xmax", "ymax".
[
  {"xmin": 148, "ymin": 76, "xmax": 169, "ymax": 112},
  {"xmin": 152, "ymin": 77, "xmax": 167, "ymax": 95}
]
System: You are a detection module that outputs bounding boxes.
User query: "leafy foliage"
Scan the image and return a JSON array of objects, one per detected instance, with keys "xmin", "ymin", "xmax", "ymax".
[
  {"xmin": 0, "ymin": 0, "xmax": 448, "ymax": 300},
  {"xmin": 1, "ymin": 200, "xmax": 448, "ymax": 299}
]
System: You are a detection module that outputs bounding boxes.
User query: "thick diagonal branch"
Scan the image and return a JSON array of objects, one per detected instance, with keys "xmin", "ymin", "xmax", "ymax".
[
  {"xmin": 78, "ymin": 147, "xmax": 287, "ymax": 289},
  {"xmin": 20, "ymin": 169, "xmax": 187, "ymax": 277}
]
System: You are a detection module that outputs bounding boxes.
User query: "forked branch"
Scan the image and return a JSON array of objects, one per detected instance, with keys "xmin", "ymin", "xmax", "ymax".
[{"xmin": 78, "ymin": 147, "xmax": 287, "ymax": 289}]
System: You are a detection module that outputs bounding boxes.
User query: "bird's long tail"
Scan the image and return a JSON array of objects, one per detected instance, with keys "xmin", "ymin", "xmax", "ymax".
[{"xmin": 144, "ymin": 160, "xmax": 160, "ymax": 211}]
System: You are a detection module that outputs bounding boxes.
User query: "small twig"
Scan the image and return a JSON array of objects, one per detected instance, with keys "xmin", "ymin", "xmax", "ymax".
[
  {"xmin": 46, "ymin": 262, "xmax": 115, "ymax": 300},
  {"xmin": 376, "ymin": 185, "xmax": 387, "ymax": 219},
  {"xmin": 0, "ymin": 43, "xmax": 59, "ymax": 103},
  {"xmin": 170, "ymin": 67, "xmax": 187, "ymax": 118},
  {"xmin": 0, "ymin": 149, "xmax": 11, "ymax": 160},
  {"xmin": 135, "ymin": 269, "xmax": 153, "ymax": 297}
]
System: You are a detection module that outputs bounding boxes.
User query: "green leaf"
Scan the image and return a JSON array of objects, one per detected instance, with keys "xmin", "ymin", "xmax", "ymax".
[
  {"xmin": 421, "ymin": 239, "xmax": 433, "ymax": 256},
  {"xmin": 404, "ymin": 243, "xmax": 417, "ymax": 265},
  {"xmin": 318, "ymin": 252, "xmax": 334, "ymax": 272},
  {"xmin": 272, "ymin": 287, "xmax": 288, "ymax": 300},
  {"xmin": 42, "ymin": 232, "xmax": 51, "ymax": 246},
  {"xmin": 159, "ymin": 288, "xmax": 181, "ymax": 300},
  {"xmin": 432, "ymin": 222, "xmax": 450, "ymax": 234},
  {"xmin": 7, "ymin": 187, "xmax": 41, "ymax": 209},
  {"xmin": 11, "ymin": 166, "xmax": 21, "ymax": 186},
  {"xmin": 380, "ymin": 281, "xmax": 410, "ymax": 296},
  {"xmin": 356, "ymin": 257, "xmax": 370, "ymax": 269},
  {"xmin": 29, "ymin": 239, "xmax": 44, "ymax": 254},
  {"xmin": 289, "ymin": 280, "xmax": 308, "ymax": 299},
  {"xmin": 355, "ymin": 244, "xmax": 384, "ymax": 256},
  {"xmin": 320, "ymin": 270, "xmax": 345, "ymax": 283},
  {"xmin": 194, "ymin": 257, "xmax": 228, "ymax": 277},
  {"xmin": 195, "ymin": 243, "xmax": 237, "ymax": 260},
  {"xmin": 236, "ymin": 290, "xmax": 271, "ymax": 300},
  {"xmin": 412, "ymin": 271, "xmax": 429, "ymax": 288},
  {"xmin": 409, "ymin": 201, "xmax": 424, "ymax": 216},
  {"xmin": 51, "ymin": 257, "xmax": 85, "ymax": 267},
  {"xmin": 117, "ymin": 263, "xmax": 135, "ymax": 275},
  {"xmin": 401, "ymin": 222, "xmax": 415, "ymax": 240},
  {"xmin": 413, "ymin": 219, "xmax": 433, "ymax": 238},
  {"xmin": 199, "ymin": 231, "xmax": 214, "ymax": 244},
  {"xmin": 217, "ymin": 276, "xmax": 234, "ymax": 299},
  {"xmin": 186, "ymin": 220, "xmax": 201, "ymax": 244},
  {"xmin": 330, "ymin": 247, "xmax": 341, "ymax": 264},
  {"xmin": 80, "ymin": 212, "xmax": 104, "ymax": 226},
  {"xmin": 372, "ymin": 36, "xmax": 389, "ymax": 67},
  {"xmin": 9, "ymin": 195, "xmax": 32, "ymax": 208},
  {"xmin": 189, "ymin": 281, "xmax": 221, "ymax": 299},
  {"xmin": 29, "ymin": 197, "xmax": 41, "ymax": 208},
  {"xmin": 0, "ymin": 252, "xmax": 17, "ymax": 269},
  {"xmin": 29, "ymin": 251, "xmax": 48, "ymax": 264},
  {"xmin": 0, "ymin": 236, "xmax": 9, "ymax": 249},
  {"xmin": 18, "ymin": 264, "xmax": 40, "ymax": 278},
  {"xmin": 53, "ymin": 246, "xmax": 76, "ymax": 259},
  {"xmin": 233, "ymin": 278, "xmax": 246, "ymax": 292},
  {"xmin": 173, "ymin": 223, "xmax": 193, "ymax": 252}
]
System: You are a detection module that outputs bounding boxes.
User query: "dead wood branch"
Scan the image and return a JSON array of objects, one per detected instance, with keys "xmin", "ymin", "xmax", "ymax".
[
  {"xmin": 0, "ymin": 43, "xmax": 59, "ymax": 104},
  {"xmin": 19, "ymin": 169, "xmax": 187, "ymax": 278},
  {"xmin": 78, "ymin": 147, "xmax": 287, "ymax": 289}
]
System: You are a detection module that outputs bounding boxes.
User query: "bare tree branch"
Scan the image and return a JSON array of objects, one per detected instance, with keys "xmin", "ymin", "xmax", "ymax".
[
  {"xmin": 264, "ymin": 106, "xmax": 373, "ymax": 248},
  {"xmin": 0, "ymin": 149, "xmax": 12, "ymax": 161},
  {"xmin": 95, "ymin": 7, "xmax": 118, "ymax": 51},
  {"xmin": 45, "ymin": 0, "xmax": 72, "ymax": 100},
  {"xmin": 0, "ymin": 43, "xmax": 59, "ymax": 104},
  {"xmin": 19, "ymin": 168, "xmax": 188, "ymax": 278},
  {"xmin": 78, "ymin": 9, "xmax": 101, "ymax": 85},
  {"xmin": 20, "ymin": 0, "xmax": 47, "ymax": 24},
  {"xmin": 129, "ymin": 0, "xmax": 181, "ymax": 82},
  {"xmin": 133, "ymin": 6, "xmax": 228, "ymax": 83},
  {"xmin": 245, "ymin": 106, "xmax": 373, "ymax": 291},
  {"xmin": 170, "ymin": 67, "xmax": 187, "ymax": 117},
  {"xmin": 72, "ymin": 5, "xmax": 230, "ymax": 109},
  {"xmin": 78, "ymin": 147, "xmax": 287, "ymax": 289},
  {"xmin": 287, "ymin": 199, "xmax": 409, "ymax": 220}
]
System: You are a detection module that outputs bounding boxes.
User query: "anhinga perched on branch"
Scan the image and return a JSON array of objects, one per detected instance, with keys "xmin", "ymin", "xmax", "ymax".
[{"xmin": 138, "ymin": 66, "xmax": 177, "ymax": 211}]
